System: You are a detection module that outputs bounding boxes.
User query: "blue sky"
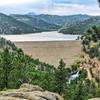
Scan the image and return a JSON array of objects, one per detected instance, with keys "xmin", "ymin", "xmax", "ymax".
[
  {"xmin": 55, "ymin": 0, "xmax": 96, "ymax": 5},
  {"xmin": 0, "ymin": 0, "xmax": 99, "ymax": 15}
]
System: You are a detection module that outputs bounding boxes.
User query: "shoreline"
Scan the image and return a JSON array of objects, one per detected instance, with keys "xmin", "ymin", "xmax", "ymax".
[{"xmin": 14, "ymin": 40, "xmax": 81, "ymax": 42}]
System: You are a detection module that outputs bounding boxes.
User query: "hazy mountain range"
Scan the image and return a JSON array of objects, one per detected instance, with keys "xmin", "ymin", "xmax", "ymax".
[{"xmin": 0, "ymin": 13, "xmax": 99, "ymax": 34}]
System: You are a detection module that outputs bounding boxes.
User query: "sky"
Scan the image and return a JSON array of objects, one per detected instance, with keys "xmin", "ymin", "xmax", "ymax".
[{"xmin": 0, "ymin": 0, "xmax": 99, "ymax": 15}]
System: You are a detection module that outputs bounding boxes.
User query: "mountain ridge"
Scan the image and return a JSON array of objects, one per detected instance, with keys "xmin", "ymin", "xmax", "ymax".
[
  {"xmin": 0, "ymin": 13, "xmax": 99, "ymax": 35},
  {"xmin": 10, "ymin": 14, "xmax": 60, "ymax": 32},
  {"xmin": 59, "ymin": 16, "xmax": 100, "ymax": 34}
]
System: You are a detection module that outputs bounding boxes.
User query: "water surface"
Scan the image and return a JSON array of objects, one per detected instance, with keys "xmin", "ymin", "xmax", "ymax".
[{"xmin": 0, "ymin": 31, "xmax": 81, "ymax": 42}]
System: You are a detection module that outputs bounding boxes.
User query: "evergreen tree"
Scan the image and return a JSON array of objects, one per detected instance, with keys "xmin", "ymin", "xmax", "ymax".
[
  {"xmin": 2, "ymin": 48, "xmax": 13, "ymax": 88},
  {"xmin": 54, "ymin": 59, "xmax": 67, "ymax": 95}
]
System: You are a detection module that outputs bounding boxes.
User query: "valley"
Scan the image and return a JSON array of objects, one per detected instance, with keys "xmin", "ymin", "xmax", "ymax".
[
  {"xmin": 0, "ymin": 0, "xmax": 99, "ymax": 100},
  {"xmin": 0, "ymin": 13, "xmax": 99, "ymax": 35}
]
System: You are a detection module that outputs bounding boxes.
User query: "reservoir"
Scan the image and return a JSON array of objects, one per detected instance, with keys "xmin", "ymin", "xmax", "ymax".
[
  {"xmin": 0, "ymin": 31, "xmax": 82, "ymax": 66},
  {"xmin": 0, "ymin": 31, "xmax": 81, "ymax": 42}
]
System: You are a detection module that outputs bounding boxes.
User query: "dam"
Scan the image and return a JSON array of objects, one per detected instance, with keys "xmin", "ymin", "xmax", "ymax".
[{"xmin": 15, "ymin": 41, "xmax": 82, "ymax": 67}]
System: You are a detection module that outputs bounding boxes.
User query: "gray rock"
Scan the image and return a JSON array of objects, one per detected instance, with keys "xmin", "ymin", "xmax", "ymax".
[{"xmin": 0, "ymin": 83, "xmax": 63, "ymax": 100}]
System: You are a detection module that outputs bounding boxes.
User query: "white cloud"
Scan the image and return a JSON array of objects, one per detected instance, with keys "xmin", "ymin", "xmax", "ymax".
[
  {"xmin": 0, "ymin": 0, "xmax": 52, "ymax": 6},
  {"xmin": 31, "ymin": 3, "xmax": 100, "ymax": 16},
  {"xmin": 0, "ymin": 0, "xmax": 34, "ymax": 5},
  {"xmin": 0, "ymin": 0, "xmax": 99, "ymax": 16}
]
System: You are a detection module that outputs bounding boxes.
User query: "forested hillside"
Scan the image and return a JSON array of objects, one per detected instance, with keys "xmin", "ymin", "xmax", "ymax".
[
  {"xmin": 35, "ymin": 14, "xmax": 90, "ymax": 26},
  {"xmin": 0, "ymin": 13, "xmax": 38, "ymax": 34},
  {"xmin": 0, "ymin": 36, "xmax": 99, "ymax": 100},
  {"xmin": 10, "ymin": 14, "xmax": 60, "ymax": 31},
  {"xmin": 59, "ymin": 16, "xmax": 100, "ymax": 34},
  {"xmin": 0, "ymin": 13, "xmax": 99, "ymax": 35}
]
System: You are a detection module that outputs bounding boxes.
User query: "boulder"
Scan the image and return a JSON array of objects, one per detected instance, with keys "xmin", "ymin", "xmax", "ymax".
[
  {"xmin": 0, "ymin": 83, "xmax": 63, "ymax": 100},
  {"xmin": 0, "ymin": 96, "xmax": 27, "ymax": 100},
  {"xmin": 89, "ymin": 98, "xmax": 100, "ymax": 100}
]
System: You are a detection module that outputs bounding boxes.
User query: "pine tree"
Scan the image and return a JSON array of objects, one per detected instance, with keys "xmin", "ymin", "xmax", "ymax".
[
  {"xmin": 2, "ymin": 48, "xmax": 12, "ymax": 88},
  {"xmin": 54, "ymin": 59, "xmax": 67, "ymax": 95}
]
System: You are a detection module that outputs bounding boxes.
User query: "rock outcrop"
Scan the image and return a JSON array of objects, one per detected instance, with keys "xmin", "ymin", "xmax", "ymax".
[
  {"xmin": 89, "ymin": 98, "xmax": 100, "ymax": 100},
  {"xmin": 0, "ymin": 83, "xmax": 63, "ymax": 100}
]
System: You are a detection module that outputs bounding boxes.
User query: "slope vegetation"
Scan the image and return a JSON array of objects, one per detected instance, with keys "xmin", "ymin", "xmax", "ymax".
[
  {"xmin": 59, "ymin": 16, "xmax": 100, "ymax": 34},
  {"xmin": 10, "ymin": 14, "xmax": 60, "ymax": 31},
  {"xmin": 0, "ymin": 13, "xmax": 37, "ymax": 34}
]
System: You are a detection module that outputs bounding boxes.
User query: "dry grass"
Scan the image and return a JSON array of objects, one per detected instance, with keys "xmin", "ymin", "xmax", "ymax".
[{"xmin": 15, "ymin": 41, "xmax": 82, "ymax": 67}]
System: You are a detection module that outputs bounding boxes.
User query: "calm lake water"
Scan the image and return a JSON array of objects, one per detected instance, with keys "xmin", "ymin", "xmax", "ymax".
[{"xmin": 0, "ymin": 31, "xmax": 81, "ymax": 42}]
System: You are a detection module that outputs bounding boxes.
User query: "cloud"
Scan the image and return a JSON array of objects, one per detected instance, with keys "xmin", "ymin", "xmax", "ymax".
[
  {"xmin": 0, "ymin": 0, "xmax": 33, "ymax": 6},
  {"xmin": 0, "ymin": 0, "xmax": 99, "ymax": 15},
  {"xmin": 33, "ymin": 3, "xmax": 100, "ymax": 16},
  {"xmin": 0, "ymin": 0, "xmax": 53, "ymax": 14}
]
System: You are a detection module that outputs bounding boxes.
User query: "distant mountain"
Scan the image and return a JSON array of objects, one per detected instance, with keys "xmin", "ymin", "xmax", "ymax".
[
  {"xmin": 10, "ymin": 14, "xmax": 60, "ymax": 31},
  {"xmin": 0, "ymin": 13, "xmax": 39, "ymax": 34},
  {"xmin": 26, "ymin": 12, "xmax": 37, "ymax": 16},
  {"xmin": 59, "ymin": 16, "xmax": 100, "ymax": 34},
  {"xmin": 35, "ymin": 14, "xmax": 91, "ymax": 26}
]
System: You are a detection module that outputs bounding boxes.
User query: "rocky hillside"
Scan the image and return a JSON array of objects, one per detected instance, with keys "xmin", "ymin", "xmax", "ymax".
[
  {"xmin": 0, "ymin": 83, "xmax": 63, "ymax": 100},
  {"xmin": 89, "ymin": 98, "xmax": 100, "ymax": 100}
]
